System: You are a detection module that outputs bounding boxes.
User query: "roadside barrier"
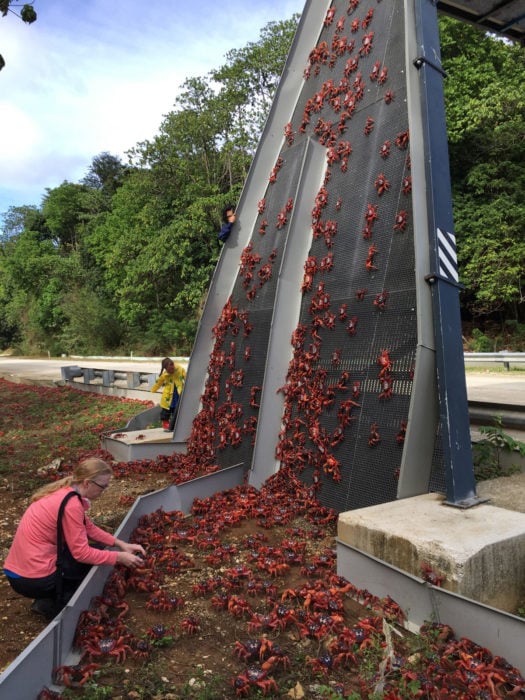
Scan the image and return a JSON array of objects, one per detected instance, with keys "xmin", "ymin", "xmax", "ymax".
[{"xmin": 464, "ymin": 352, "xmax": 525, "ymax": 370}]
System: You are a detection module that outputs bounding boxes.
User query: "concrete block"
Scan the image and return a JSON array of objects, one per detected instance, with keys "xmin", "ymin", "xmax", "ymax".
[{"xmin": 338, "ymin": 493, "xmax": 525, "ymax": 612}]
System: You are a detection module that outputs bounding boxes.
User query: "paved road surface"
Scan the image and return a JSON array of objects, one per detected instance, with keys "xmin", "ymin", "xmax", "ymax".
[
  {"xmin": 0, "ymin": 357, "xmax": 523, "ymax": 406},
  {"xmin": 2, "ymin": 356, "xmax": 524, "ymax": 513},
  {"xmin": 0, "ymin": 357, "xmax": 163, "ymax": 382}
]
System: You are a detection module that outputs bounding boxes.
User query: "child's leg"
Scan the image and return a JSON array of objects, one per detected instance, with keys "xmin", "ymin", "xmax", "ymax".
[
  {"xmin": 160, "ymin": 408, "xmax": 171, "ymax": 431},
  {"xmin": 168, "ymin": 407, "xmax": 178, "ymax": 431}
]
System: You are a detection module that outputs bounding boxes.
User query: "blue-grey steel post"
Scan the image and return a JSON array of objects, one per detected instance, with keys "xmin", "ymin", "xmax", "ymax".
[{"xmin": 414, "ymin": 0, "xmax": 480, "ymax": 507}]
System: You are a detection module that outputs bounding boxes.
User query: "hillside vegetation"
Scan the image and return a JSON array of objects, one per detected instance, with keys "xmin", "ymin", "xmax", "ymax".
[{"xmin": 0, "ymin": 16, "xmax": 523, "ymax": 356}]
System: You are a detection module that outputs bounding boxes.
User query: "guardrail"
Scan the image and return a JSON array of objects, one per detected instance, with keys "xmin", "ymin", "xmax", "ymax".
[
  {"xmin": 61, "ymin": 366, "xmax": 156, "ymax": 390},
  {"xmin": 464, "ymin": 352, "xmax": 525, "ymax": 371}
]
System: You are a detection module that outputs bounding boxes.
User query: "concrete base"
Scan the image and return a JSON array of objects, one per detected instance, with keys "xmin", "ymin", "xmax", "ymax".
[
  {"xmin": 338, "ymin": 493, "xmax": 525, "ymax": 612},
  {"xmin": 102, "ymin": 429, "xmax": 187, "ymax": 462}
]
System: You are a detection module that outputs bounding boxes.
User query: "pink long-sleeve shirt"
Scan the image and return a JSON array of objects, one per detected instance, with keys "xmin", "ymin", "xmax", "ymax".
[{"xmin": 4, "ymin": 487, "xmax": 118, "ymax": 578}]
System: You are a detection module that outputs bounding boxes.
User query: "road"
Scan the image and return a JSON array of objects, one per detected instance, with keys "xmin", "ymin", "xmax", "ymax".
[
  {"xmin": 0, "ymin": 356, "xmax": 523, "ymax": 406},
  {"xmin": 0, "ymin": 356, "xmax": 163, "ymax": 382}
]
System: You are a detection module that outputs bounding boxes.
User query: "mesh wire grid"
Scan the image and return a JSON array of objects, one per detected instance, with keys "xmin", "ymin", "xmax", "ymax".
[{"xmin": 195, "ymin": 0, "xmax": 445, "ymax": 512}]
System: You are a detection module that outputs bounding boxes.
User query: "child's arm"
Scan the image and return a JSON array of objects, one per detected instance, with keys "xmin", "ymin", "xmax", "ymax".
[{"xmin": 151, "ymin": 373, "xmax": 167, "ymax": 393}]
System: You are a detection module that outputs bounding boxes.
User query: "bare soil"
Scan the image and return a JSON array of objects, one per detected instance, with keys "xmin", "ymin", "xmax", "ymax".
[
  {"xmin": 3, "ymin": 472, "xmax": 525, "ymax": 699},
  {"xmin": 0, "ymin": 473, "xmax": 174, "ymax": 674}
]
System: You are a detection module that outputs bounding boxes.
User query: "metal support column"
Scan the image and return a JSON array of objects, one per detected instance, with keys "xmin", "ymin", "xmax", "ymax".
[{"xmin": 414, "ymin": 0, "xmax": 480, "ymax": 507}]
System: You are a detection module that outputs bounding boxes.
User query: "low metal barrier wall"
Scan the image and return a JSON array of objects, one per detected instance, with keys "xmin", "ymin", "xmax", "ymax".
[
  {"xmin": 464, "ymin": 352, "xmax": 525, "ymax": 370},
  {"xmin": 0, "ymin": 464, "xmax": 246, "ymax": 698},
  {"xmin": 61, "ymin": 365, "xmax": 157, "ymax": 390},
  {"xmin": 61, "ymin": 354, "xmax": 525, "ymax": 397}
]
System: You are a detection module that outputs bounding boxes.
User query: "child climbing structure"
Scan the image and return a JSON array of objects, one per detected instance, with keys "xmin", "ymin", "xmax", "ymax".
[{"xmin": 174, "ymin": 0, "xmax": 479, "ymax": 513}]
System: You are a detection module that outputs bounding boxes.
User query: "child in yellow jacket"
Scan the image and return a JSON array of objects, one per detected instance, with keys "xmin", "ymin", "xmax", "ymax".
[{"xmin": 151, "ymin": 357, "xmax": 186, "ymax": 431}]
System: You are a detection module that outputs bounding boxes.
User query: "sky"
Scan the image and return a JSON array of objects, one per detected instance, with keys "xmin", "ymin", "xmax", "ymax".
[{"xmin": 0, "ymin": 0, "xmax": 305, "ymax": 224}]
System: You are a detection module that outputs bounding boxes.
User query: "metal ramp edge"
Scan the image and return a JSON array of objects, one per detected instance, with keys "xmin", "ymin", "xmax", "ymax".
[
  {"xmin": 0, "ymin": 463, "xmax": 245, "ymax": 698},
  {"xmin": 336, "ymin": 539, "xmax": 525, "ymax": 675}
]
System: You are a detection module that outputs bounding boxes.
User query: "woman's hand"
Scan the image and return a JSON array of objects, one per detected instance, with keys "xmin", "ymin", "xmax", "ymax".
[
  {"xmin": 114, "ymin": 539, "xmax": 146, "ymax": 557},
  {"xmin": 115, "ymin": 550, "xmax": 144, "ymax": 569}
]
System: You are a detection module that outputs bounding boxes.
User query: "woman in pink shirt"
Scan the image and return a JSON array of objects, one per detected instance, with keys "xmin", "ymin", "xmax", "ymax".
[{"xmin": 4, "ymin": 458, "xmax": 145, "ymax": 620}]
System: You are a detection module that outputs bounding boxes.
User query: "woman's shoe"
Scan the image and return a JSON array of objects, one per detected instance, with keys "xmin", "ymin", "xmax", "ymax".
[{"xmin": 30, "ymin": 598, "xmax": 57, "ymax": 620}]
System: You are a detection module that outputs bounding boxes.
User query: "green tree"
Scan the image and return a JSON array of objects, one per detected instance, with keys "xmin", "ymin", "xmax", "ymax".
[
  {"xmin": 41, "ymin": 181, "xmax": 89, "ymax": 249},
  {"xmin": 440, "ymin": 17, "xmax": 525, "ymax": 322},
  {"xmin": 81, "ymin": 151, "xmax": 129, "ymax": 200},
  {"xmin": 0, "ymin": 0, "xmax": 37, "ymax": 69}
]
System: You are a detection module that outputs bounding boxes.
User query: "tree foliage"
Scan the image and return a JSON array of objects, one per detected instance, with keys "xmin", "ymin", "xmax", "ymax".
[
  {"xmin": 0, "ymin": 0, "xmax": 37, "ymax": 69},
  {"xmin": 440, "ymin": 18, "xmax": 525, "ymax": 320},
  {"xmin": 0, "ymin": 14, "xmax": 523, "ymax": 356}
]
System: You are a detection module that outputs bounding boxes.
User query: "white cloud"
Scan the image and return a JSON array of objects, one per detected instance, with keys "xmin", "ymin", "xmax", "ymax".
[{"xmin": 0, "ymin": 0, "xmax": 304, "ymax": 219}]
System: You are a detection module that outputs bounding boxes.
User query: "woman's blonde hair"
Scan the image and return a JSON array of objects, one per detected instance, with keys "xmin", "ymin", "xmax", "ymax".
[{"xmin": 31, "ymin": 458, "xmax": 113, "ymax": 502}]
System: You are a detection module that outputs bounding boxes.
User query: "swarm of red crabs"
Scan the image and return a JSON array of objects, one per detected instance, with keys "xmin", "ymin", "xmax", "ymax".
[
  {"xmin": 39, "ymin": 473, "xmax": 523, "ymax": 698},
  {"xmin": 179, "ymin": 0, "xmax": 424, "ymax": 500},
  {"xmin": 37, "ymin": 2, "xmax": 524, "ymax": 697}
]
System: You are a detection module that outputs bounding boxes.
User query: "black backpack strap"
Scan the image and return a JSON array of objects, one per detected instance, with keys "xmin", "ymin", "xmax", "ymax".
[{"xmin": 55, "ymin": 491, "xmax": 82, "ymax": 602}]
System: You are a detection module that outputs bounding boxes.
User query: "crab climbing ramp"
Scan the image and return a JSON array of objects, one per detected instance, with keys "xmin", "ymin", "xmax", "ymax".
[{"xmin": 176, "ymin": 0, "xmax": 476, "ymax": 513}]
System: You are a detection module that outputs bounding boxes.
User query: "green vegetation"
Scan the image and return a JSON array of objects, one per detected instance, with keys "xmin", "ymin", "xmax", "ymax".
[
  {"xmin": 0, "ymin": 16, "xmax": 523, "ymax": 356},
  {"xmin": 472, "ymin": 416, "xmax": 525, "ymax": 481},
  {"xmin": 0, "ymin": 378, "xmax": 152, "ymax": 492}
]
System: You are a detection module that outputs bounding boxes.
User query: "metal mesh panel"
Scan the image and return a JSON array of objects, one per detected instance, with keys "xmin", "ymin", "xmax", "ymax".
[
  {"xmin": 210, "ymin": 143, "xmax": 307, "ymax": 468},
  {"xmin": 191, "ymin": 0, "xmax": 444, "ymax": 511}
]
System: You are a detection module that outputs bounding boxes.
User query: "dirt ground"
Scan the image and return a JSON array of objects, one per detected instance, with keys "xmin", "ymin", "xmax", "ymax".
[
  {"xmin": 2, "ymin": 468, "xmax": 525, "ymax": 698},
  {"xmin": 0, "ymin": 472, "xmax": 175, "ymax": 675},
  {"xmin": 0, "ymin": 475, "xmax": 374, "ymax": 698}
]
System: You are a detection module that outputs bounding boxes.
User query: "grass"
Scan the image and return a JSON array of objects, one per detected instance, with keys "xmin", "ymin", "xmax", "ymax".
[{"xmin": 0, "ymin": 378, "xmax": 152, "ymax": 490}]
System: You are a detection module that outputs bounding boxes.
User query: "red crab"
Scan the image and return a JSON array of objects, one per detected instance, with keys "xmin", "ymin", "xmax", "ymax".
[
  {"xmin": 258, "ymin": 263, "xmax": 273, "ymax": 282},
  {"xmin": 396, "ymin": 420, "xmax": 407, "ymax": 444},
  {"xmin": 393, "ymin": 210, "xmax": 408, "ymax": 231},
  {"xmin": 231, "ymin": 666, "xmax": 278, "ymax": 697},
  {"xmin": 146, "ymin": 590, "xmax": 184, "ymax": 612},
  {"xmin": 307, "ymin": 652, "xmax": 334, "ymax": 677},
  {"xmin": 362, "ymin": 8, "xmax": 374, "ymax": 28},
  {"xmin": 319, "ymin": 252, "xmax": 334, "ymax": 272},
  {"xmin": 395, "ymin": 129, "xmax": 410, "ymax": 149},
  {"xmin": 420, "ymin": 561, "xmax": 446, "ymax": 587},
  {"xmin": 228, "ymin": 595, "xmax": 253, "ymax": 618},
  {"xmin": 380, "ymin": 140, "xmax": 391, "ymax": 158},
  {"xmin": 359, "ymin": 31, "xmax": 374, "ymax": 55},
  {"xmin": 284, "ymin": 122, "xmax": 294, "ymax": 146},
  {"xmin": 53, "ymin": 663, "xmax": 101, "ymax": 688},
  {"xmin": 276, "ymin": 210, "xmax": 287, "ymax": 230},
  {"xmin": 181, "ymin": 616, "xmax": 201, "ymax": 635},
  {"xmin": 378, "ymin": 374, "xmax": 394, "ymax": 400},
  {"xmin": 84, "ymin": 636, "xmax": 133, "ymax": 663},
  {"xmin": 364, "ymin": 116, "xmax": 375, "ymax": 135},
  {"xmin": 346, "ymin": 316, "xmax": 358, "ymax": 335},
  {"xmin": 365, "ymin": 243, "xmax": 378, "ymax": 271},
  {"xmin": 377, "ymin": 349, "xmax": 392, "ymax": 377},
  {"xmin": 268, "ymin": 156, "xmax": 283, "ymax": 183},
  {"xmin": 233, "ymin": 639, "xmax": 262, "ymax": 662},
  {"xmin": 373, "ymin": 289, "xmax": 388, "ymax": 310},
  {"xmin": 365, "ymin": 203, "xmax": 378, "ymax": 224},
  {"xmin": 378, "ymin": 66, "xmax": 388, "ymax": 85},
  {"xmin": 324, "ymin": 6, "xmax": 336, "ymax": 26},
  {"xmin": 368, "ymin": 423, "xmax": 381, "ymax": 447},
  {"xmin": 374, "ymin": 173, "xmax": 390, "ymax": 196},
  {"xmin": 369, "ymin": 60, "xmax": 381, "ymax": 81}
]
